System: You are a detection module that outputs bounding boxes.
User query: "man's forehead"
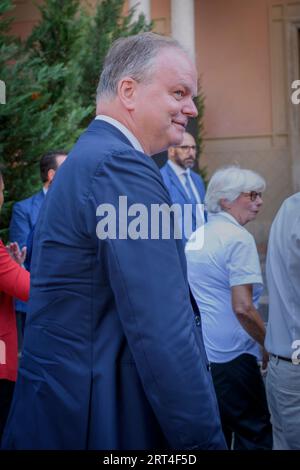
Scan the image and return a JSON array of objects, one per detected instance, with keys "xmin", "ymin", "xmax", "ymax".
[
  {"xmin": 182, "ymin": 132, "xmax": 196, "ymax": 144},
  {"xmin": 154, "ymin": 47, "xmax": 194, "ymax": 68},
  {"xmin": 56, "ymin": 154, "xmax": 67, "ymax": 165},
  {"xmin": 154, "ymin": 49, "xmax": 198, "ymax": 92}
]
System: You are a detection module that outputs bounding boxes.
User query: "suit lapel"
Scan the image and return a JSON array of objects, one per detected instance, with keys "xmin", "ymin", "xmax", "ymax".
[
  {"xmin": 167, "ymin": 165, "xmax": 189, "ymax": 202},
  {"xmin": 31, "ymin": 191, "xmax": 45, "ymax": 226}
]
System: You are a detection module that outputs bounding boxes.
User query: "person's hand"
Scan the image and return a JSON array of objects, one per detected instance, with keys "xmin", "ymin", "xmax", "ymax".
[
  {"xmin": 260, "ymin": 347, "xmax": 269, "ymax": 376},
  {"xmin": 6, "ymin": 242, "xmax": 27, "ymax": 265}
]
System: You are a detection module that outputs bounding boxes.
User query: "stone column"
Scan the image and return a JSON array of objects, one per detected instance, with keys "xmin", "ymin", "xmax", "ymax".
[
  {"xmin": 171, "ymin": 0, "xmax": 195, "ymax": 61},
  {"xmin": 129, "ymin": 0, "xmax": 151, "ymax": 23}
]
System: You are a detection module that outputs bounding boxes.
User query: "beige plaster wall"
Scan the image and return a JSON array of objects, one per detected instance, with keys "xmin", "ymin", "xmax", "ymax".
[
  {"xmin": 151, "ymin": 0, "xmax": 170, "ymax": 35},
  {"xmin": 196, "ymin": 0, "xmax": 272, "ymax": 138},
  {"xmin": 194, "ymin": 0, "xmax": 297, "ymax": 243}
]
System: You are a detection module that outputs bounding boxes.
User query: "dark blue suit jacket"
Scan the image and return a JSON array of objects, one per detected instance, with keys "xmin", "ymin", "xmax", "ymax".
[
  {"xmin": 2, "ymin": 120, "xmax": 225, "ymax": 450},
  {"xmin": 160, "ymin": 163, "xmax": 206, "ymax": 244},
  {"xmin": 9, "ymin": 190, "xmax": 45, "ymax": 248},
  {"xmin": 9, "ymin": 190, "xmax": 45, "ymax": 312}
]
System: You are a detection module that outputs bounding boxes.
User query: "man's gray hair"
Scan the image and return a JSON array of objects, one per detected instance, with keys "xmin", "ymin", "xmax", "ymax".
[
  {"xmin": 96, "ymin": 32, "xmax": 185, "ymax": 102},
  {"xmin": 205, "ymin": 165, "xmax": 266, "ymax": 213}
]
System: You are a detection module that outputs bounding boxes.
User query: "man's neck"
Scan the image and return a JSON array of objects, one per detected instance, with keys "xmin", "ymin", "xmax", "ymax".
[
  {"xmin": 96, "ymin": 103, "xmax": 150, "ymax": 154},
  {"xmin": 168, "ymin": 159, "xmax": 188, "ymax": 173},
  {"xmin": 96, "ymin": 114, "xmax": 145, "ymax": 153}
]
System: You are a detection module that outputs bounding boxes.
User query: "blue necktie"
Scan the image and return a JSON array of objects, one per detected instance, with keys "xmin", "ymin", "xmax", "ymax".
[{"xmin": 183, "ymin": 172, "xmax": 198, "ymax": 205}]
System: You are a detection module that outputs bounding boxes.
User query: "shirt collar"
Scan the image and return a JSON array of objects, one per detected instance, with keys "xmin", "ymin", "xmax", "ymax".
[
  {"xmin": 168, "ymin": 160, "xmax": 190, "ymax": 178},
  {"xmin": 95, "ymin": 115, "xmax": 144, "ymax": 153},
  {"xmin": 210, "ymin": 210, "xmax": 242, "ymax": 227}
]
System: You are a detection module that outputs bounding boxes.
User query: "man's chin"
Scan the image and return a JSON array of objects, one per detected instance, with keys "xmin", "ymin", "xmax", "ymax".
[{"xmin": 171, "ymin": 129, "xmax": 185, "ymax": 145}]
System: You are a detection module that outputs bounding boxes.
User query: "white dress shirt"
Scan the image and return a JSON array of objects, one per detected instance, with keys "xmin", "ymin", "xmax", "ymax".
[{"xmin": 186, "ymin": 211, "xmax": 262, "ymax": 363}]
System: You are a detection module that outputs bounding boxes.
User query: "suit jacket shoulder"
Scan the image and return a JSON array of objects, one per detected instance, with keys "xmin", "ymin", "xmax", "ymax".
[{"xmin": 9, "ymin": 190, "xmax": 45, "ymax": 247}]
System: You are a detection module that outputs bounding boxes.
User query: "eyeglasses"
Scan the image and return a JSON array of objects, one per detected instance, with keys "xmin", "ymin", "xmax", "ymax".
[
  {"xmin": 175, "ymin": 145, "xmax": 197, "ymax": 152},
  {"xmin": 242, "ymin": 191, "xmax": 263, "ymax": 201}
]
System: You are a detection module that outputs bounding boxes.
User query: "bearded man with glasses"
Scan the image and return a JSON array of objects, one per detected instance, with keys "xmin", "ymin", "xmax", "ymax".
[{"xmin": 161, "ymin": 131, "xmax": 206, "ymax": 244}]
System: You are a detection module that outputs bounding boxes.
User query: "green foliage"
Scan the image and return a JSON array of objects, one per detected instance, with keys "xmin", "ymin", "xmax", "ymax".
[
  {"xmin": 27, "ymin": 0, "xmax": 81, "ymax": 65},
  {"xmin": 77, "ymin": 0, "xmax": 152, "ymax": 110},
  {"xmin": 0, "ymin": 0, "xmax": 14, "ymax": 37},
  {"xmin": 0, "ymin": 0, "xmax": 92, "ymax": 240}
]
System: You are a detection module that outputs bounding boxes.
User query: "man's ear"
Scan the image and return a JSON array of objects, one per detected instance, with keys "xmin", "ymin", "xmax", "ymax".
[
  {"xmin": 117, "ymin": 77, "xmax": 137, "ymax": 111},
  {"xmin": 220, "ymin": 198, "xmax": 231, "ymax": 211},
  {"xmin": 168, "ymin": 147, "xmax": 175, "ymax": 159},
  {"xmin": 47, "ymin": 168, "xmax": 56, "ymax": 184}
]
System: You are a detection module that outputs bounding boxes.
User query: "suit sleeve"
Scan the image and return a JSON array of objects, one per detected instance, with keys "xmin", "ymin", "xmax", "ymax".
[
  {"xmin": 9, "ymin": 202, "xmax": 30, "ymax": 248},
  {"xmin": 88, "ymin": 150, "xmax": 226, "ymax": 450},
  {"xmin": 0, "ymin": 241, "xmax": 30, "ymax": 301}
]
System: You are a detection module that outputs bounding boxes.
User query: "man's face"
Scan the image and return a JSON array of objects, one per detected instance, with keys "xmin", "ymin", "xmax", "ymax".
[
  {"xmin": 168, "ymin": 132, "xmax": 197, "ymax": 169},
  {"xmin": 48, "ymin": 154, "xmax": 67, "ymax": 185},
  {"xmin": 133, "ymin": 48, "xmax": 198, "ymax": 155}
]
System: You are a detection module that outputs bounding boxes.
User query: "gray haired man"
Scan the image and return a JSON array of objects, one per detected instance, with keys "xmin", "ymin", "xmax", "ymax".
[{"xmin": 3, "ymin": 33, "xmax": 226, "ymax": 450}]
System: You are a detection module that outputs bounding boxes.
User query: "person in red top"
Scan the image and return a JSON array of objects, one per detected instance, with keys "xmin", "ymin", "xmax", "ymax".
[{"xmin": 0, "ymin": 169, "xmax": 30, "ymax": 441}]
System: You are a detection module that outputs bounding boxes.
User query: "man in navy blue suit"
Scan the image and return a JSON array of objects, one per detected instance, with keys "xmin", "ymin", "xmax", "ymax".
[
  {"xmin": 2, "ymin": 33, "xmax": 226, "ymax": 450},
  {"xmin": 10, "ymin": 150, "xmax": 67, "ymax": 250},
  {"xmin": 9, "ymin": 150, "xmax": 67, "ymax": 331},
  {"xmin": 161, "ymin": 132, "xmax": 205, "ymax": 244}
]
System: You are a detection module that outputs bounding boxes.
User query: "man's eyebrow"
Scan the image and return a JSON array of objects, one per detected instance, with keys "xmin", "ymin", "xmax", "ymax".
[
  {"xmin": 178, "ymin": 81, "xmax": 198, "ymax": 98},
  {"xmin": 186, "ymin": 86, "xmax": 198, "ymax": 99}
]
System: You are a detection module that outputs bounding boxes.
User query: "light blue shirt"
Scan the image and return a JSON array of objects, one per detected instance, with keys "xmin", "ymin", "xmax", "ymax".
[
  {"xmin": 265, "ymin": 193, "xmax": 300, "ymax": 358},
  {"xmin": 186, "ymin": 211, "xmax": 263, "ymax": 363},
  {"xmin": 167, "ymin": 160, "xmax": 202, "ymax": 203}
]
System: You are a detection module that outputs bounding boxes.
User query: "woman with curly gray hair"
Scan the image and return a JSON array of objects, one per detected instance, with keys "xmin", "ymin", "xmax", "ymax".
[{"xmin": 186, "ymin": 165, "xmax": 272, "ymax": 450}]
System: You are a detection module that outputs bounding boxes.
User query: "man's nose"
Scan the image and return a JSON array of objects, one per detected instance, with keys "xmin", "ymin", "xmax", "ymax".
[
  {"xmin": 183, "ymin": 98, "xmax": 198, "ymax": 118},
  {"xmin": 188, "ymin": 147, "xmax": 196, "ymax": 158}
]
